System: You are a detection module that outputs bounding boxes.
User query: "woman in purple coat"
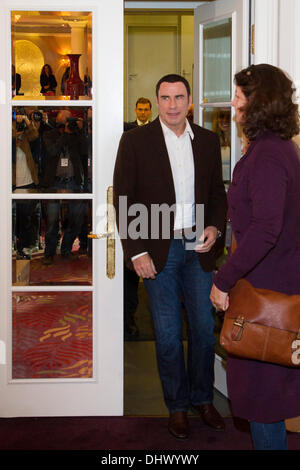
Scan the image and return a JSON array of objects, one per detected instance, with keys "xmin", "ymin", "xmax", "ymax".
[{"xmin": 210, "ymin": 64, "xmax": 300, "ymax": 450}]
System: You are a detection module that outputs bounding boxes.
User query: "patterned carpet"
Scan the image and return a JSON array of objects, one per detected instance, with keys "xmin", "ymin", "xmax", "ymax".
[
  {"xmin": 12, "ymin": 291, "xmax": 92, "ymax": 379},
  {"xmin": 13, "ymin": 249, "xmax": 92, "ymax": 286}
]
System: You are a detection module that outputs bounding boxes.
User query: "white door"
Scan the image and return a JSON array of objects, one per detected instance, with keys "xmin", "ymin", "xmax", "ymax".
[
  {"xmin": 194, "ymin": 0, "xmax": 250, "ymax": 183},
  {"xmin": 194, "ymin": 0, "xmax": 250, "ymax": 397},
  {"xmin": 0, "ymin": 0, "xmax": 124, "ymax": 417}
]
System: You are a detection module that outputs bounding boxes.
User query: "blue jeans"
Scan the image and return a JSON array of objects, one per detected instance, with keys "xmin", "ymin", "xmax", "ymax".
[
  {"xmin": 143, "ymin": 238, "xmax": 215, "ymax": 413},
  {"xmin": 250, "ymin": 421, "xmax": 288, "ymax": 450}
]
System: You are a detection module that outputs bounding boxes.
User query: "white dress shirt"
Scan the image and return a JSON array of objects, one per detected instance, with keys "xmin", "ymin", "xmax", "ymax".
[
  {"xmin": 137, "ymin": 118, "xmax": 150, "ymax": 126},
  {"xmin": 132, "ymin": 118, "xmax": 195, "ymax": 261},
  {"xmin": 160, "ymin": 118, "xmax": 195, "ymax": 230}
]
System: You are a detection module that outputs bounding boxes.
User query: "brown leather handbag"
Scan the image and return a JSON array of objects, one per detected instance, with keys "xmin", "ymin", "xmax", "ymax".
[{"xmin": 220, "ymin": 278, "xmax": 300, "ymax": 367}]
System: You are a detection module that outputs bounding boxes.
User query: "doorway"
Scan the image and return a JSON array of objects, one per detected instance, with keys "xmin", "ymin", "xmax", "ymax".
[
  {"xmin": 124, "ymin": 10, "xmax": 194, "ymax": 123},
  {"xmin": 124, "ymin": 8, "xmax": 195, "ymax": 417},
  {"xmin": 123, "ymin": 0, "xmax": 250, "ymax": 417}
]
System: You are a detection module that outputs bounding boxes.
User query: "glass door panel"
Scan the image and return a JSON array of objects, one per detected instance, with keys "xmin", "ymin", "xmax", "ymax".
[
  {"xmin": 11, "ymin": 11, "xmax": 92, "ymax": 100},
  {"xmin": 12, "ymin": 199, "xmax": 92, "ymax": 286},
  {"xmin": 12, "ymin": 105, "xmax": 92, "ymax": 194},
  {"xmin": 12, "ymin": 291, "xmax": 92, "ymax": 379},
  {"xmin": 201, "ymin": 16, "xmax": 233, "ymax": 183},
  {"xmin": 203, "ymin": 106, "xmax": 231, "ymax": 183},
  {"xmin": 203, "ymin": 18, "xmax": 232, "ymax": 103}
]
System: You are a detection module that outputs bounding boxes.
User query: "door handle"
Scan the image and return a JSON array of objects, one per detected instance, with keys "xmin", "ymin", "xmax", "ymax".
[
  {"xmin": 88, "ymin": 186, "xmax": 115, "ymax": 279},
  {"xmin": 88, "ymin": 231, "xmax": 114, "ymax": 239}
]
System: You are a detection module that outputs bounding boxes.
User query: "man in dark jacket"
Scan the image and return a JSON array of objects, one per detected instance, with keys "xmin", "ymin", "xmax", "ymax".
[
  {"xmin": 124, "ymin": 97, "xmax": 152, "ymax": 131},
  {"xmin": 114, "ymin": 74, "xmax": 227, "ymax": 439}
]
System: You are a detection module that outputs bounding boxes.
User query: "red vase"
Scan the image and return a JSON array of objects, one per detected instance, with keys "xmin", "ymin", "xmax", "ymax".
[{"xmin": 65, "ymin": 54, "xmax": 84, "ymax": 100}]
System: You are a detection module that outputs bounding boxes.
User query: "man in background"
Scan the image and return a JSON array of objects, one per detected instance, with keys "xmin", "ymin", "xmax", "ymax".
[
  {"xmin": 124, "ymin": 97, "xmax": 152, "ymax": 131},
  {"xmin": 123, "ymin": 98, "xmax": 152, "ymax": 339}
]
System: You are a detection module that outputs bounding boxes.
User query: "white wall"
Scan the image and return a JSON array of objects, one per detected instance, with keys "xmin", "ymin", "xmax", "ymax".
[
  {"xmin": 124, "ymin": 12, "xmax": 194, "ymax": 121},
  {"xmin": 180, "ymin": 15, "xmax": 194, "ymax": 96},
  {"xmin": 278, "ymin": 0, "xmax": 300, "ymax": 145},
  {"xmin": 254, "ymin": 0, "xmax": 300, "ymax": 145}
]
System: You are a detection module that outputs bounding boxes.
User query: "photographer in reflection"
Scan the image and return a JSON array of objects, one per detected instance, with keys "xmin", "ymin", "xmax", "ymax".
[
  {"xmin": 12, "ymin": 108, "xmax": 39, "ymax": 258},
  {"xmin": 21, "ymin": 107, "xmax": 50, "ymax": 256},
  {"xmin": 41, "ymin": 110, "xmax": 87, "ymax": 265},
  {"xmin": 78, "ymin": 107, "xmax": 92, "ymax": 255}
]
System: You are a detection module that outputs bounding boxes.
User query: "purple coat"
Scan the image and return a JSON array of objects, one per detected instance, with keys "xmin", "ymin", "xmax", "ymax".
[{"xmin": 214, "ymin": 131, "xmax": 300, "ymax": 423}]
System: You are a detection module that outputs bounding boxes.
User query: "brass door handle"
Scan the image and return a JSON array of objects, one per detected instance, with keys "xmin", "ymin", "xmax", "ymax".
[
  {"xmin": 89, "ymin": 186, "xmax": 115, "ymax": 279},
  {"xmin": 88, "ymin": 231, "xmax": 114, "ymax": 239}
]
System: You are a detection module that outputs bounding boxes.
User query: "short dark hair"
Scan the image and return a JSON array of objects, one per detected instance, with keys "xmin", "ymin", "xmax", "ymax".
[
  {"xmin": 156, "ymin": 74, "xmax": 191, "ymax": 98},
  {"xmin": 234, "ymin": 64, "xmax": 299, "ymax": 141},
  {"xmin": 135, "ymin": 97, "xmax": 152, "ymax": 109}
]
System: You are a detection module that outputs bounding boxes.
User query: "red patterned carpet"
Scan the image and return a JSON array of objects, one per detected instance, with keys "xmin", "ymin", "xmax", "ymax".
[
  {"xmin": 12, "ymin": 291, "xmax": 92, "ymax": 379},
  {"xmin": 13, "ymin": 249, "xmax": 92, "ymax": 285}
]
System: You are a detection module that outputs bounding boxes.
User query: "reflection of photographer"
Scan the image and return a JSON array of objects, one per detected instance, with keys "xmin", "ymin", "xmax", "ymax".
[
  {"xmin": 24, "ymin": 107, "xmax": 49, "ymax": 181},
  {"xmin": 214, "ymin": 108, "xmax": 231, "ymax": 183},
  {"xmin": 12, "ymin": 109, "xmax": 39, "ymax": 190},
  {"xmin": 41, "ymin": 110, "xmax": 86, "ymax": 190},
  {"xmin": 12, "ymin": 108, "xmax": 39, "ymax": 258},
  {"xmin": 41, "ymin": 110, "xmax": 87, "ymax": 265},
  {"xmin": 78, "ymin": 107, "xmax": 92, "ymax": 256}
]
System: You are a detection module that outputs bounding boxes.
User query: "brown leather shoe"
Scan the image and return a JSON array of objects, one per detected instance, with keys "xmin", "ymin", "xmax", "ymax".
[
  {"xmin": 193, "ymin": 404, "xmax": 225, "ymax": 430},
  {"xmin": 168, "ymin": 411, "xmax": 189, "ymax": 440}
]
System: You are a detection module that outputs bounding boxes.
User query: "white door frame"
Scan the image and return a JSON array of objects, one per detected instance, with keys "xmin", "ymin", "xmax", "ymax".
[
  {"xmin": 0, "ymin": 0, "xmax": 124, "ymax": 417},
  {"xmin": 254, "ymin": 0, "xmax": 300, "ymax": 117},
  {"xmin": 193, "ymin": 0, "xmax": 250, "ymax": 397}
]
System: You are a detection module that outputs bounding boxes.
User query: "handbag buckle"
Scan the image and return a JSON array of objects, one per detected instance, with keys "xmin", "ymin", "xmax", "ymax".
[
  {"xmin": 232, "ymin": 316, "xmax": 245, "ymax": 341},
  {"xmin": 292, "ymin": 329, "xmax": 300, "ymax": 348}
]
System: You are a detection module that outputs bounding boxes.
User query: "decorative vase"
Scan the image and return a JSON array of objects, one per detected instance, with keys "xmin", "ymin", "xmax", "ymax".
[{"xmin": 65, "ymin": 54, "xmax": 84, "ymax": 100}]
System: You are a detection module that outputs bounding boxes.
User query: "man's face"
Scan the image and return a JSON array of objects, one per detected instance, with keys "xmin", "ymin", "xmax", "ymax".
[
  {"xmin": 135, "ymin": 103, "xmax": 151, "ymax": 123},
  {"xmin": 156, "ymin": 81, "xmax": 191, "ymax": 133}
]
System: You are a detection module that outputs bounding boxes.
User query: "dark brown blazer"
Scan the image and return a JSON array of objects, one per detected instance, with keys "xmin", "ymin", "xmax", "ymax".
[{"xmin": 113, "ymin": 117, "xmax": 227, "ymax": 273}]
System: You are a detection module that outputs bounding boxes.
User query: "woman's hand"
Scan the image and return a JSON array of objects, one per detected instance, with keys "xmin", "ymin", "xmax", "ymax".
[{"xmin": 210, "ymin": 284, "xmax": 229, "ymax": 311}]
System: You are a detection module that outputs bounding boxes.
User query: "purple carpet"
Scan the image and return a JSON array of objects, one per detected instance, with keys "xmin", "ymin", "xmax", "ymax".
[{"xmin": 0, "ymin": 416, "xmax": 299, "ymax": 450}]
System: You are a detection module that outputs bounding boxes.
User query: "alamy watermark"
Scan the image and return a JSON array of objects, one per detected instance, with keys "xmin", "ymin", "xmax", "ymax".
[{"xmin": 96, "ymin": 197, "xmax": 205, "ymax": 250}]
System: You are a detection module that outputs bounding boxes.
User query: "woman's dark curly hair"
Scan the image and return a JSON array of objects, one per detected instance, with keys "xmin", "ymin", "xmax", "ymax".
[{"xmin": 234, "ymin": 64, "xmax": 299, "ymax": 141}]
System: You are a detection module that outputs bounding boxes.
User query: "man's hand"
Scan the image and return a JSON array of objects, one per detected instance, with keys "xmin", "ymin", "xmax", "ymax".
[
  {"xmin": 132, "ymin": 253, "xmax": 157, "ymax": 279},
  {"xmin": 210, "ymin": 284, "xmax": 229, "ymax": 311},
  {"xmin": 194, "ymin": 226, "xmax": 218, "ymax": 253},
  {"xmin": 16, "ymin": 114, "xmax": 30, "ymax": 126}
]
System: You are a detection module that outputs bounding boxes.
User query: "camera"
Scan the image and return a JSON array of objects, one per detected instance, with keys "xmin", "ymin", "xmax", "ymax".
[
  {"xmin": 13, "ymin": 107, "xmax": 27, "ymax": 132},
  {"xmin": 31, "ymin": 110, "xmax": 43, "ymax": 122},
  {"xmin": 66, "ymin": 117, "xmax": 80, "ymax": 133}
]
